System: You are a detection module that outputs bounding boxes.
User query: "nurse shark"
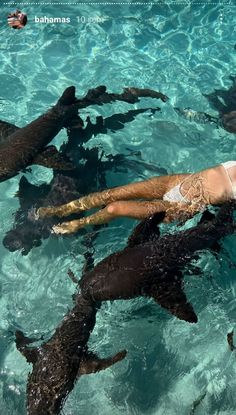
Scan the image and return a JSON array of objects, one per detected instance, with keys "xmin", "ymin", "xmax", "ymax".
[
  {"xmin": 0, "ymin": 84, "xmax": 168, "ymax": 183},
  {"xmin": 0, "ymin": 86, "xmax": 79, "ymax": 182},
  {"xmin": 16, "ymin": 202, "xmax": 235, "ymax": 415},
  {"xmin": 16, "ymin": 295, "xmax": 126, "ymax": 415},
  {"xmin": 80, "ymin": 203, "xmax": 235, "ymax": 323},
  {"xmin": 175, "ymin": 75, "xmax": 236, "ymax": 133}
]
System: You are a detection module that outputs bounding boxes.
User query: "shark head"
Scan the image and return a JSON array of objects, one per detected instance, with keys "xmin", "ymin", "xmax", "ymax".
[{"xmin": 3, "ymin": 222, "xmax": 46, "ymax": 255}]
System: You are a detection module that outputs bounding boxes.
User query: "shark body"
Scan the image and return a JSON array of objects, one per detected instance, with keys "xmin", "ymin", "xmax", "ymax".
[
  {"xmin": 80, "ymin": 204, "xmax": 235, "ymax": 323},
  {"xmin": 0, "ymin": 86, "xmax": 78, "ymax": 182}
]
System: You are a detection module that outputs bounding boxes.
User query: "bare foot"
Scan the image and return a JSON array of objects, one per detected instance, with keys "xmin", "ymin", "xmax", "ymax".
[{"xmin": 52, "ymin": 221, "xmax": 79, "ymax": 235}]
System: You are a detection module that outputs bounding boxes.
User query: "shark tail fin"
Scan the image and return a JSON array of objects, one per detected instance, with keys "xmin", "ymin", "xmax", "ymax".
[{"xmin": 58, "ymin": 86, "xmax": 76, "ymax": 106}]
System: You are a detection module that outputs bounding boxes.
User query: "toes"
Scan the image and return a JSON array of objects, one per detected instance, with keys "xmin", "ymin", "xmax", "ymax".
[
  {"xmin": 51, "ymin": 224, "xmax": 69, "ymax": 235},
  {"xmin": 51, "ymin": 221, "xmax": 81, "ymax": 235}
]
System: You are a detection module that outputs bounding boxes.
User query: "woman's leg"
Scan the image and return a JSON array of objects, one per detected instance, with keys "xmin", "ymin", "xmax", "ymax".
[
  {"xmin": 52, "ymin": 198, "xmax": 197, "ymax": 235},
  {"xmin": 36, "ymin": 173, "xmax": 189, "ymax": 220}
]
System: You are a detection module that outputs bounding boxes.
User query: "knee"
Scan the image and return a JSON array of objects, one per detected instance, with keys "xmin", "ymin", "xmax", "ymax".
[{"xmin": 106, "ymin": 201, "xmax": 124, "ymax": 216}]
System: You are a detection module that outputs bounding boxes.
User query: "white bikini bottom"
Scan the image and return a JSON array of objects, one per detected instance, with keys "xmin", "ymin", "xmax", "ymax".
[
  {"xmin": 163, "ymin": 183, "xmax": 189, "ymax": 204},
  {"xmin": 163, "ymin": 160, "xmax": 236, "ymax": 204}
]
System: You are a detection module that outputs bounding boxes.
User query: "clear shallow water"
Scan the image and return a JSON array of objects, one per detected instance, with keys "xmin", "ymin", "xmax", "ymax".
[{"xmin": 0, "ymin": 2, "xmax": 236, "ymax": 414}]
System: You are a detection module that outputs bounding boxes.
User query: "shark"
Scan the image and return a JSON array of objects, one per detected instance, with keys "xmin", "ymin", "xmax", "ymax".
[
  {"xmin": 0, "ymin": 86, "xmax": 79, "ymax": 182},
  {"xmin": 174, "ymin": 75, "xmax": 236, "ymax": 133},
  {"xmin": 0, "ymin": 84, "xmax": 168, "ymax": 182},
  {"xmin": 16, "ymin": 295, "xmax": 126, "ymax": 415},
  {"xmin": 15, "ymin": 202, "xmax": 235, "ymax": 415},
  {"xmin": 80, "ymin": 202, "xmax": 235, "ymax": 324}
]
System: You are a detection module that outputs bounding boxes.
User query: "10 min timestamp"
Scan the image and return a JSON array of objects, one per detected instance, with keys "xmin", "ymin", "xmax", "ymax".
[{"xmin": 76, "ymin": 16, "xmax": 106, "ymax": 24}]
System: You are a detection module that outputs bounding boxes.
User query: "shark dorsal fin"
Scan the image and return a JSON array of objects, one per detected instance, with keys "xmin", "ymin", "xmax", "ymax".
[
  {"xmin": 15, "ymin": 330, "xmax": 39, "ymax": 364},
  {"xmin": 127, "ymin": 212, "xmax": 165, "ymax": 248},
  {"xmin": 0, "ymin": 120, "xmax": 19, "ymax": 143},
  {"xmin": 58, "ymin": 86, "xmax": 76, "ymax": 106},
  {"xmin": 84, "ymin": 86, "xmax": 107, "ymax": 101}
]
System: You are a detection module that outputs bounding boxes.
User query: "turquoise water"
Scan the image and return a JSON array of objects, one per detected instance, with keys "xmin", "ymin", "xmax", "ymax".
[{"xmin": 0, "ymin": 2, "xmax": 236, "ymax": 414}]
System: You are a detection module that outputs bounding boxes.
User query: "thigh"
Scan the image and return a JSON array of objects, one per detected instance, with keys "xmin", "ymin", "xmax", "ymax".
[
  {"xmin": 105, "ymin": 173, "xmax": 189, "ymax": 201},
  {"xmin": 147, "ymin": 173, "xmax": 190, "ymax": 199}
]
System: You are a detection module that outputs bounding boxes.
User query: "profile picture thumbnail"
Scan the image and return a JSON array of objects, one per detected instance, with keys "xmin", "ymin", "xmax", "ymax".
[{"xmin": 8, "ymin": 9, "xmax": 27, "ymax": 29}]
